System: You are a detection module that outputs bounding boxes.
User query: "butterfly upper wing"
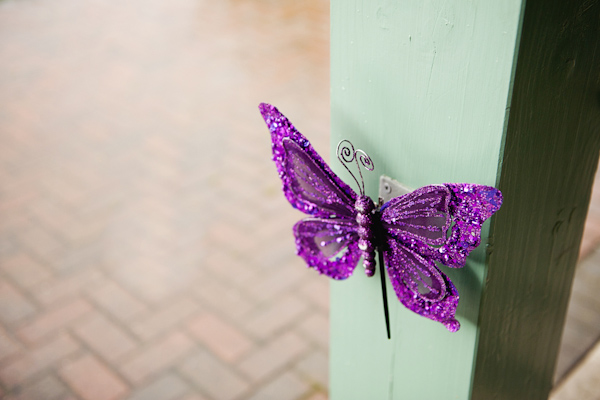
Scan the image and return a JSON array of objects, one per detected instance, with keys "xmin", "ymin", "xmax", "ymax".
[
  {"xmin": 259, "ymin": 103, "xmax": 357, "ymax": 219},
  {"xmin": 383, "ymin": 239, "xmax": 460, "ymax": 332},
  {"xmin": 260, "ymin": 103, "xmax": 362, "ymax": 278},
  {"xmin": 380, "ymin": 185, "xmax": 452, "ymax": 246},
  {"xmin": 294, "ymin": 218, "xmax": 361, "ymax": 280}
]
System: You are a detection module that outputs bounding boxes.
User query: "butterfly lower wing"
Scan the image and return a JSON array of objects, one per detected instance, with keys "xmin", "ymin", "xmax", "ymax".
[
  {"xmin": 384, "ymin": 238, "xmax": 460, "ymax": 332},
  {"xmin": 294, "ymin": 218, "xmax": 360, "ymax": 280},
  {"xmin": 438, "ymin": 184, "xmax": 503, "ymax": 267},
  {"xmin": 260, "ymin": 103, "xmax": 357, "ymax": 218}
]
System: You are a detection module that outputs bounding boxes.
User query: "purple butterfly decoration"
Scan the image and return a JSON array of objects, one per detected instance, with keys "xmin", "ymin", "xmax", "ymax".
[{"xmin": 259, "ymin": 103, "xmax": 502, "ymax": 333}]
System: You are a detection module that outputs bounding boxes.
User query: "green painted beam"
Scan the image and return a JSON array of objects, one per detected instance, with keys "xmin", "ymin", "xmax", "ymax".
[
  {"xmin": 330, "ymin": 0, "xmax": 599, "ymax": 399},
  {"xmin": 471, "ymin": 0, "xmax": 600, "ymax": 399},
  {"xmin": 330, "ymin": 1, "xmax": 524, "ymax": 398}
]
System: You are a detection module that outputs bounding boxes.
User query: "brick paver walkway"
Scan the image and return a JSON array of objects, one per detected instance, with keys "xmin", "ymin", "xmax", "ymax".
[
  {"xmin": 0, "ymin": 1, "xmax": 598, "ymax": 400},
  {"xmin": 553, "ymin": 168, "xmax": 600, "ymax": 389},
  {"xmin": 0, "ymin": 0, "xmax": 329, "ymax": 399}
]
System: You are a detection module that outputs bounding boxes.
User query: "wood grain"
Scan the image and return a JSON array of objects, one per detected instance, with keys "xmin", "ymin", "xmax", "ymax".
[
  {"xmin": 330, "ymin": 1, "xmax": 523, "ymax": 399},
  {"xmin": 472, "ymin": 1, "xmax": 600, "ymax": 399}
]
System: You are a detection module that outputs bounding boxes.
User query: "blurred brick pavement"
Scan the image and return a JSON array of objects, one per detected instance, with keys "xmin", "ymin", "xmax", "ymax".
[
  {"xmin": 0, "ymin": 0, "xmax": 329, "ymax": 399},
  {"xmin": 552, "ymin": 167, "xmax": 600, "ymax": 393},
  {"xmin": 0, "ymin": 1, "xmax": 599, "ymax": 399}
]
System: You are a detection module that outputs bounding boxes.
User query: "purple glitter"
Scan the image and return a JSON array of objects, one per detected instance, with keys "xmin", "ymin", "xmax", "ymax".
[{"xmin": 259, "ymin": 103, "xmax": 503, "ymax": 332}]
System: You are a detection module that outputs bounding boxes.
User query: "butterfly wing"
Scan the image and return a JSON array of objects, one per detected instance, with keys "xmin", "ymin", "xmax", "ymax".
[
  {"xmin": 380, "ymin": 183, "xmax": 501, "ymax": 331},
  {"xmin": 438, "ymin": 184, "xmax": 503, "ymax": 267},
  {"xmin": 259, "ymin": 103, "xmax": 357, "ymax": 219},
  {"xmin": 380, "ymin": 183, "xmax": 502, "ymax": 266},
  {"xmin": 380, "ymin": 184, "xmax": 452, "ymax": 246},
  {"xmin": 383, "ymin": 239, "xmax": 460, "ymax": 332},
  {"xmin": 294, "ymin": 218, "xmax": 360, "ymax": 279},
  {"xmin": 260, "ymin": 103, "xmax": 362, "ymax": 277}
]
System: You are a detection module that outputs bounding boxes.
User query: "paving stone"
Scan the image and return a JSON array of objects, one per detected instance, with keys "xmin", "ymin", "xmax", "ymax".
[
  {"xmin": 0, "ymin": 328, "xmax": 21, "ymax": 362},
  {"xmin": 295, "ymin": 350, "xmax": 328, "ymax": 389},
  {"xmin": 4, "ymin": 373, "xmax": 69, "ymax": 400},
  {"xmin": 17, "ymin": 299, "xmax": 92, "ymax": 343},
  {"xmin": 567, "ymin": 292, "xmax": 600, "ymax": 329},
  {"xmin": 16, "ymin": 226, "xmax": 64, "ymax": 262},
  {"xmin": 124, "ymin": 373, "xmax": 189, "ymax": 400},
  {"xmin": 88, "ymin": 281, "xmax": 148, "ymax": 322},
  {"xmin": 298, "ymin": 313, "xmax": 329, "ymax": 349},
  {"xmin": 34, "ymin": 268, "xmax": 106, "ymax": 305},
  {"xmin": 238, "ymin": 332, "xmax": 309, "ymax": 382},
  {"xmin": 120, "ymin": 332, "xmax": 194, "ymax": 384},
  {"xmin": 109, "ymin": 261, "xmax": 187, "ymax": 305},
  {"xmin": 0, "ymin": 334, "xmax": 80, "ymax": 387},
  {"xmin": 556, "ymin": 243, "xmax": 600, "ymax": 380},
  {"xmin": 179, "ymin": 349, "xmax": 250, "ymax": 400},
  {"xmin": 203, "ymin": 252, "xmax": 257, "ymax": 287},
  {"xmin": 579, "ymin": 219, "xmax": 600, "ymax": 259},
  {"xmin": 299, "ymin": 279, "xmax": 330, "ymax": 312},
  {"xmin": 244, "ymin": 266, "xmax": 307, "ymax": 303},
  {"xmin": 52, "ymin": 242, "xmax": 108, "ymax": 273},
  {"xmin": 246, "ymin": 372, "xmax": 310, "ymax": 400},
  {"xmin": 32, "ymin": 200, "xmax": 105, "ymax": 247},
  {"xmin": 551, "ymin": 342, "xmax": 600, "ymax": 400},
  {"xmin": 0, "ymin": 280, "xmax": 37, "ymax": 325},
  {"xmin": 73, "ymin": 313, "xmax": 138, "ymax": 363},
  {"xmin": 1, "ymin": 253, "xmax": 53, "ymax": 289},
  {"xmin": 206, "ymin": 222, "xmax": 260, "ymax": 256},
  {"xmin": 131, "ymin": 297, "xmax": 199, "ymax": 341},
  {"xmin": 59, "ymin": 354, "xmax": 129, "ymax": 400},
  {"xmin": 188, "ymin": 311, "xmax": 253, "ymax": 362},
  {"xmin": 244, "ymin": 294, "xmax": 308, "ymax": 340},
  {"xmin": 305, "ymin": 392, "xmax": 329, "ymax": 400},
  {"xmin": 178, "ymin": 395, "xmax": 208, "ymax": 400},
  {"xmin": 195, "ymin": 279, "xmax": 253, "ymax": 320}
]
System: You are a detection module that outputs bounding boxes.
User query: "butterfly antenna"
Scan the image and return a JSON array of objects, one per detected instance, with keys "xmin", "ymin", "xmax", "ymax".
[{"xmin": 336, "ymin": 140, "xmax": 374, "ymax": 195}]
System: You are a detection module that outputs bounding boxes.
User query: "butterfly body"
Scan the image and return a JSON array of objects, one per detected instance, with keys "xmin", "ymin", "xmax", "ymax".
[
  {"xmin": 355, "ymin": 195, "xmax": 377, "ymax": 276},
  {"xmin": 260, "ymin": 102, "xmax": 502, "ymax": 333}
]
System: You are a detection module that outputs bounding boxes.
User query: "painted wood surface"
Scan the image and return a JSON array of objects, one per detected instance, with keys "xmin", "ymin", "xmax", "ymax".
[
  {"xmin": 331, "ymin": 0, "xmax": 600, "ymax": 399},
  {"xmin": 330, "ymin": 1, "xmax": 524, "ymax": 399},
  {"xmin": 471, "ymin": 1, "xmax": 600, "ymax": 399}
]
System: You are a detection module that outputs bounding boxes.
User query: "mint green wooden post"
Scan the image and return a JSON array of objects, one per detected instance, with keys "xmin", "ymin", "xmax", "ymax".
[{"xmin": 330, "ymin": 1, "xmax": 600, "ymax": 399}]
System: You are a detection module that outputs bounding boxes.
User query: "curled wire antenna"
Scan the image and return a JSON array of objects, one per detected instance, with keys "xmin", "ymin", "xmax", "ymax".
[{"xmin": 336, "ymin": 139, "xmax": 374, "ymax": 196}]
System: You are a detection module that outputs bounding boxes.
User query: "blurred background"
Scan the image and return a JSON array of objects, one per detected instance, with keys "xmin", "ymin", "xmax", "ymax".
[{"xmin": 0, "ymin": 0, "xmax": 597, "ymax": 399}]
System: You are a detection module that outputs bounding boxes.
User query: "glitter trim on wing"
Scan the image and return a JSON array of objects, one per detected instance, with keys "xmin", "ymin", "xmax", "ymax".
[{"xmin": 438, "ymin": 184, "xmax": 503, "ymax": 268}]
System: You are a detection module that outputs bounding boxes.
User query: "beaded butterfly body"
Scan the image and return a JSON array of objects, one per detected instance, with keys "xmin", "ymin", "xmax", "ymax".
[{"xmin": 259, "ymin": 103, "xmax": 502, "ymax": 332}]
